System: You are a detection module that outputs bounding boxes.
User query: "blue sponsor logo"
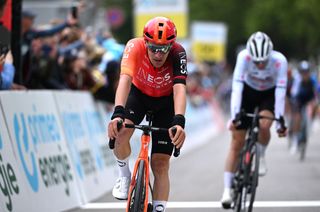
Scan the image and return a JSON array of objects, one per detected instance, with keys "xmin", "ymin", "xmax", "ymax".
[
  {"xmin": 84, "ymin": 111, "xmax": 104, "ymax": 170},
  {"xmin": 13, "ymin": 109, "xmax": 62, "ymax": 192},
  {"xmin": 62, "ymin": 112, "xmax": 85, "ymax": 178},
  {"xmin": 14, "ymin": 113, "xmax": 39, "ymax": 192}
]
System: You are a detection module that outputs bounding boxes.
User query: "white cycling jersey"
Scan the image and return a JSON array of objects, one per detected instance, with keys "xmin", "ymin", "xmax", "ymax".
[{"xmin": 231, "ymin": 49, "xmax": 288, "ymax": 121}]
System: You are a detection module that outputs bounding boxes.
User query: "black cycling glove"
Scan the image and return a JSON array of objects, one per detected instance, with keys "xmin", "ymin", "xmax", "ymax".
[{"xmin": 111, "ymin": 105, "xmax": 125, "ymax": 120}]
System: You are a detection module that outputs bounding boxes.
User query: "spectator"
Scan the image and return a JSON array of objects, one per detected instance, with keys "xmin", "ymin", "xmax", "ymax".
[
  {"xmin": 0, "ymin": 0, "xmax": 25, "ymax": 90},
  {"xmin": 19, "ymin": 9, "xmax": 78, "ymax": 87}
]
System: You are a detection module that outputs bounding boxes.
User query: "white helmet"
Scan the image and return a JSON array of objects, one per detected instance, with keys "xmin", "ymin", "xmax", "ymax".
[{"xmin": 246, "ymin": 31, "xmax": 273, "ymax": 62}]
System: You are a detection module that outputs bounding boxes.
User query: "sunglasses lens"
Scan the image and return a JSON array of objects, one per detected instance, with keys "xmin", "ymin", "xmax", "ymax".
[
  {"xmin": 147, "ymin": 43, "xmax": 171, "ymax": 54},
  {"xmin": 254, "ymin": 60, "xmax": 268, "ymax": 65}
]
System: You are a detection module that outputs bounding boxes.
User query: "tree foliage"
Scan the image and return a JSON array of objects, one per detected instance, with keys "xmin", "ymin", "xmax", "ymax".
[{"xmin": 106, "ymin": 0, "xmax": 320, "ymax": 64}]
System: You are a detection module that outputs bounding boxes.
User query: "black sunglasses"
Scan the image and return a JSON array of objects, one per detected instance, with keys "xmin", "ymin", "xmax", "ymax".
[{"xmin": 147, "ymin": 43, "xmax": 172, "ymax": 54}]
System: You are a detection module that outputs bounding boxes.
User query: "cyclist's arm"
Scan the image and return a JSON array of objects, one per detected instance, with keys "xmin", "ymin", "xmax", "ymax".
[
  {"xmin": 114, "ymin": 74, "xmax": 132, "ymax": 107},
  {"xmin": 230, "ymin": 50, "xmax": 246, "ymax": 120},
  {"xmin": 274, "ymin": 55, "xmax": 288, "ymax": 120},
  {"xmin": 173, "ymin": 83, "xmax": 186, "ymax": 115}
]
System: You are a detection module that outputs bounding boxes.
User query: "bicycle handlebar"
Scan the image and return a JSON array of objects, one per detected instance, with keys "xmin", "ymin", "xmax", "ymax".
[
  {"xmin": 108, "ymin": 121, "xmax": 180, "ymax": 157},
  {"xmin": 233, "ymin": 110, "xmax": 287, "ymax": 133}
]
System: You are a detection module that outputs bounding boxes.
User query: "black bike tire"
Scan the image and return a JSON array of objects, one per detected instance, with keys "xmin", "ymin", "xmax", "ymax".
[
  {"xmin": 233, "ymin": 153, "xmax": 245, "ymax": 212},
  {"xmin": 130, "ymin": 160, "xmax": 146, "ymax": 212},
  {"xmin": 248, "ymin": 144, "xmax": 260, "ymax": 212}
]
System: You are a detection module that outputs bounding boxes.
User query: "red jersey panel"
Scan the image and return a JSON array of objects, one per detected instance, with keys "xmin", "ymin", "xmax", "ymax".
[{"xmin": 121, "ymin": 38, "xmax": 187, "ymax": 97}]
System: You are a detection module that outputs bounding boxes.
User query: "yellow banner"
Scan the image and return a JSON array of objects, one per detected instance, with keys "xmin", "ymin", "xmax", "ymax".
[
  {"xmin": 192, "ymin": 41, "xmax": 226, "ymax": 62},
  {"xmin": 134, "ymin": 13, "xmax": 187, "ymax": 38}
]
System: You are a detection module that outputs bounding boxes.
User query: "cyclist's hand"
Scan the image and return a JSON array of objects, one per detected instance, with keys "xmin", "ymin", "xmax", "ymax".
[
  {"xmin": 227, "ymin": 119, "xmax": 236, "ymax": 131},
  {"xmin": 169, "ymin": 125, "xmax": 185, "ymax": 149},
  {"xmin": 277, "ymin": 127, "xmax": 287, "ymax": 137},
  {"xmin": 108, "ymin": 118, "xmax": 123, "ymax": 140}
]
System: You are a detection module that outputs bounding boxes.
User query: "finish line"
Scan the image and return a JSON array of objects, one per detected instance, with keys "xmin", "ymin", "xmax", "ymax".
[{"xmin": 81, "ymin": 201, "xmax": 320, "ymax": 209}]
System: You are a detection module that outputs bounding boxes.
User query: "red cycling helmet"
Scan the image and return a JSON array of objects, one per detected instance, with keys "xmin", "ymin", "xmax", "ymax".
[{"xmin": 143, "ymin": 17, "xmax": 177, "ymax": 45}]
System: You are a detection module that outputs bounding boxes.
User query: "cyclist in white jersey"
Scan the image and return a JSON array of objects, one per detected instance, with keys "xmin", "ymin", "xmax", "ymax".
[{"xmin": 221, "ymin": 31, "xmax": 288, "ymax": 208}]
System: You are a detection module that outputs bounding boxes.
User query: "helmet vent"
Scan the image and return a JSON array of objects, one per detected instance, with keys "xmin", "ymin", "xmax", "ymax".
[
  {"xmin": 158, "ymin": 30, "xmax": 163, "ymax": 39},
  {"xmin": 252, "ymin": 39, "xmax": 258, "ymax": 58},
  {"xmin": 145, "ymin": 32, "xmax": 153, "ymax": 39},
  {"xmin": 167, "ymin": 35, "xmax": 175, "ymax": 41}
]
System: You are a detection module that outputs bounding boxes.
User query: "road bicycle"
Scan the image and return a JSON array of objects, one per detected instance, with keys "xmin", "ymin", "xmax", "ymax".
[
  {"xmin": 230, "ymin": 107, "xmax": 286, "ymax": 212},
  {"xmin": 109, "ymin": 111, "xmax": 180, "ymax": 212}
]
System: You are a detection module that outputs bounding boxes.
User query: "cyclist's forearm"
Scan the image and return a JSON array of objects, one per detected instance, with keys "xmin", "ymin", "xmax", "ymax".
[
  {"xmin": 275, "ymin": 87, "xmax": 286, "ymax": 119},
  {"xmin": 173, "ymin": 83, "xmax": 186, "ymax": 115},
  {"xmin": 114, "ymin": 74, "xmax": 132, "ymax": 107},
  {"xmin": 230, "ymin": 80, "xmax": 244, "ymax": 119}
]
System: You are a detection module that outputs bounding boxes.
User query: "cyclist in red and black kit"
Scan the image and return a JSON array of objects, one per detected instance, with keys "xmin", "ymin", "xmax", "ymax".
[{"xmin": 107, "ymin": 16, "xmax": 187, "ymax": 212}]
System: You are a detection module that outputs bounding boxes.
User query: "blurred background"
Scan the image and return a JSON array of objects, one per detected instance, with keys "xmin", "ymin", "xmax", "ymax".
[{"xmin": 1, "ymin": 0, "xmax": 320, "ymax": 211}]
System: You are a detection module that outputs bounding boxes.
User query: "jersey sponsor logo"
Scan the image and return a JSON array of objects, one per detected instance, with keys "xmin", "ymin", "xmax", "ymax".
[
  {"xmin": 179, "ymin": 52, "xmax": 187, "ymax": 74},
  {"xmin": 137, "ymin": 67, "xmax": 172, "ymax": 86},
  {"xmin": 123, "ymin": 42, "xmax": 135, "ymax": 59},
  {"xmin": 158, "ymin": 140, "xmax": 168, "ymax": 145}
]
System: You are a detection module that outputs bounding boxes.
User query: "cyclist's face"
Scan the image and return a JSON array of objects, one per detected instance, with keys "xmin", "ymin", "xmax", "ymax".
[
  {"xmin": 254, "ymin": 60, "xmax": 268, "ymax": 70},
  {"xmin": 146, "ymin": 42, "xmax": 171, "ymax": 68}
]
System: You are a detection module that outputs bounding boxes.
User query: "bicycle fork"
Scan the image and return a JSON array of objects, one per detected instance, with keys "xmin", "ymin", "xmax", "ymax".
[{"xmin": 127, "ymin": 134, "xmax": 151, "ymax": 212}]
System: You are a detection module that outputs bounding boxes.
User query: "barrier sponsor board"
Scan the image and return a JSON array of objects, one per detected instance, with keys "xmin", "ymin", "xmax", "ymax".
[
  {"xmin": 54, "ymin": 91, "xmax": 115, "ymax": 202},
  {"xmin": 0, "ymin": 105, "xmax": 33, "ymax": 212},
  {"xmin": 0, "ymin": 91, "xmax": 82, "ymax": 212}
]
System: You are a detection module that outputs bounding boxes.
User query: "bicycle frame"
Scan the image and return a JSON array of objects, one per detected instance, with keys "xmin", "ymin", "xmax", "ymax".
[
  {"xmin": 232, "ymin": 107, "xmax": 286, "ymax": 212},
  {"xmin": 126, "ymin": 125, "xmax": 152, "ymax": 212},
  {"xmin": 108, "ymin": 112, "xmax": 180, "ymax": 212}
]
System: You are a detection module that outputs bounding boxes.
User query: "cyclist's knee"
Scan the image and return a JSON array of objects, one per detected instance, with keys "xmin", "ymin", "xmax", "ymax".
[
  {"xmin": 230, "ymin": 137, "xmax": 245, "ymax": 153},
  {"xmin": 115, "ymin": 128, "xmax": 134, "ymax": 147},
  {"xmin": 151, "ymin": 154, "xmax": 170, "ymax": 176}
]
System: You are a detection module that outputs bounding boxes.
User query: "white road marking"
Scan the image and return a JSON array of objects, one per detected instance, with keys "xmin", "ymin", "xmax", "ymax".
[{"xmin": 81, "ymin": 201, "xmax": 320, "ymax": 209}]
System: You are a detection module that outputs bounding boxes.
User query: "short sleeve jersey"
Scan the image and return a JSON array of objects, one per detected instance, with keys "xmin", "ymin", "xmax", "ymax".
[{"xmin": 121, "ymin": 38, "xmax": 187, "ymax": 97}]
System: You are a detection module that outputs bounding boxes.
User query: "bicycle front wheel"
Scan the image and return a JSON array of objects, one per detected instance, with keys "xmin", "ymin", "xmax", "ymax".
[
  {"xmin": 128, "ymin": 160, "xmax": 146, "ymax": 212},
  {"xmin": 247, "ymin": 143, "xmax": 260, "ymax": 211},
  {"xmin": 235, "ymin": 144, "xmax": 260, "ymax": 212}
]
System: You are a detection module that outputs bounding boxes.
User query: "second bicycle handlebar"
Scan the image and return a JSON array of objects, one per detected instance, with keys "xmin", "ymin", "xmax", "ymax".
[
  {"xmin": 108, "ymin": 121, "xmax": 180, "ymax": 157},
  {"xmin": 233, "ymin": 110, "xmax": 287, "ymax": 133}
]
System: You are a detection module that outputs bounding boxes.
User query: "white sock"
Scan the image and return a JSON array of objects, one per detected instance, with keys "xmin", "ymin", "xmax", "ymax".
[
  {"xmin": 224, "ymin": 172, "xmax": 234, "ymax": 189},
  {"xmin": 257, "ymin": 143, "xmax": 267, "ymax": 157},
  {"xmin": 153, "ymin": 200, "xmax": 167, "ymax": 212},
  {"xmin": 115, "ymin": 156, "xmax": 131, "ymax": 177}
]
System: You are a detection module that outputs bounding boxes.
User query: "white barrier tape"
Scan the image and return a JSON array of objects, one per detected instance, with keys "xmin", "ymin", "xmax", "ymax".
[{"xmin": 81, "ymin": 201, "xmax": 320, "ymax": 209}]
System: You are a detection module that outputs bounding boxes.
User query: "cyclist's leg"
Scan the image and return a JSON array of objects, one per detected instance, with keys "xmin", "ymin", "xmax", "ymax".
[
  {"xmin": 222, "ymin": 83, "xmax": 255, "ymax": 207},
  {"xmin": 112, "ymin": 86, "xmax": 145, "ymax": 200},
  {"xmin": 221, "ymin": 129, "xmax": 246, "ymax": 206},
  {"xmin": 149, "ymin": 94, "xmax": 175, "ymax": 211},
  {"xmin": 258, "ymin": 110, "xmax": 274, "ymax": 146},
  {"xmin": 290, "ymin": 102, "xmax": 303, "ymax": 154},
  {"xmin": 151, "ymin": 153, "xmax": 170, "ymax": 210}
]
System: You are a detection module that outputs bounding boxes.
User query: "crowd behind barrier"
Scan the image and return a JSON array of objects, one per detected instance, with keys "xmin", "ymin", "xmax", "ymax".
[{"xmin": 0, "ymin": 90, "xmax": 220, "ymax": 212}]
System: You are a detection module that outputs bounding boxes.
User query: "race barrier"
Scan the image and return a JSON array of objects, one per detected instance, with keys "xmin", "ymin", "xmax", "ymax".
[{"xmin": 0, "ymin": 90, "xmax": 219, "ymax": 212}]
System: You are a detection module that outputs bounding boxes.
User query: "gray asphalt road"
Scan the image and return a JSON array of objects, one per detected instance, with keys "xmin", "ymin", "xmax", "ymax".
[{"xmin": 69, "ymin": 121, "xmax": 320, "ymax": 212}]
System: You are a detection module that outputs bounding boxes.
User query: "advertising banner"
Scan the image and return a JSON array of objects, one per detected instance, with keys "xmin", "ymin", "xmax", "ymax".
[
  {"xmin": 54, "ymin": 91, "xmax": 116, "ymax": 202},
  {"xmin": 191, "ymin": 22, "xmax": 228, "ymax": 62},
  {"xmin": 0, "ymin": 91, "xmax": 82, "ymax": 212},
  {"xmin": 134, "ymin": 0, "xmax": 188, "ymax": 38}
]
